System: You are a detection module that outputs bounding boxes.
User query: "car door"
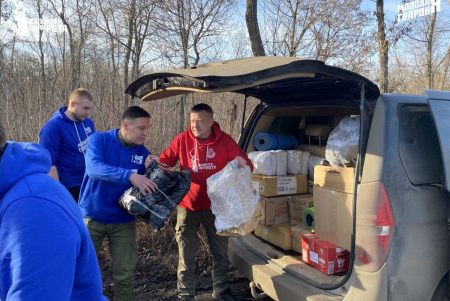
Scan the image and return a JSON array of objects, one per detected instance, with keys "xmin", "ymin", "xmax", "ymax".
[{"xmin": 426, "ymin": 90, "xmax": 450, "ymax": 192}]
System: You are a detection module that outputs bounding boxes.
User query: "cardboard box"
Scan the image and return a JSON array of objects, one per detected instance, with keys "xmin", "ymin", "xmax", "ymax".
[
  {"xmin": 291, "ymin": 225, "xmax": 311, "ymax": 253},
  {"xmin": 252, "ymin": 174, "xmax": 307, "ymax": 197},
  {"xmin": 259, "ymin": 196, "xmax": 290, "ymax": 225},
  {"xmin": 313, "ymin": 186, "xmax": 353, "ymax": 250},
  {"xmin": 314, "ymin": 166, "xmax": 355, "ymax": 194},
  {"xmin": 255, "ymin": 223, "xmax": 292, "ymax": 250},
  {"xmin": 288, "ymin": 194, "xmax": 314, "ymax": 226},
  {"xmin": 301, "ymin": 233, "xmax": 349, "ymax": 275}
]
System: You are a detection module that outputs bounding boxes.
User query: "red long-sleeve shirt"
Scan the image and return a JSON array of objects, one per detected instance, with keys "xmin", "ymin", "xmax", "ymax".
[{"xmin": 159, "ymin": 122, "xmax": 253, "ymax": 211}]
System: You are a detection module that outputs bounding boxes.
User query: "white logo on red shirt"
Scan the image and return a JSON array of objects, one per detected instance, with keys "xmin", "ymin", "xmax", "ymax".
[{"xmin": 206, "ymin": 147, "xmax": 216, "ymax": 160}]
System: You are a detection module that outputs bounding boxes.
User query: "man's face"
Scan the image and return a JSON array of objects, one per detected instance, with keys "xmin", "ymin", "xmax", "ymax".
[
  {"xmin": 70, "ymin": 97, "xmax": 93, "ymax": 121},
  {"xmin": 190, "ymin": 111, "xmax": 214, "ymax": 139},
  {"xmin": 122, "ymin": 117, "xmax": 151, "ymax": 145}
]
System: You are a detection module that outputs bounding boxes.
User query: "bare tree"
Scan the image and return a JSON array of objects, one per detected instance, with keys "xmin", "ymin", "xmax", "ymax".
[
  {"xmin": 48, "ymin": 0, "xmax": 94, "ymax": 90},
  {"xmin": 426, "ymin": 11, "xmax": 437, "ymax": 88},
  {"xmin": 245, "ymin": 0, "xmax": 265, "ymax": 56},
  {"xmin": 153, "ymin": 0, "xmax": 234, "ymax": 130},
  {"xmin": 153, "ymin": 0, "xmax": 234, "ymax": 68},
  {"xmin": 376, "ymin": 0, "xmax": 389, "ymax": 93},
  {"xmin": 263, "ymin": 0, "xmax": 323, "ymax": 56}
]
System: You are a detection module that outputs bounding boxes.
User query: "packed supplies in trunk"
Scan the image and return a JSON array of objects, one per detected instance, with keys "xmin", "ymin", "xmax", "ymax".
[
  {"xmin": 207, "ymin": 159, "xmax": 260, "ymax": 236},
  {"xmin": 119, "ymin": 160, "xmax": 191, "ymax": 231}
]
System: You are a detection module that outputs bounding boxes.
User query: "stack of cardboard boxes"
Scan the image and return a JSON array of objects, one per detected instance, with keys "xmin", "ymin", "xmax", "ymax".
[
  {"xmin": 251, "ymin": 165, "xmax": 356, "ymax": 275},
  {"xmin": 252, "ymin": 174, "xmax": 313, "ymax": 251},
  {"xmin": 301, "ymin": 165, "xmax": 355, "ymax": 275}
]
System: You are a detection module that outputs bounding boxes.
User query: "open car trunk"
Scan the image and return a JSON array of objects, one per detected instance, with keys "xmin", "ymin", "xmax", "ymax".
[{"xmin": 233, "ymin": 103, "xmax": 364, "ymax": 290}]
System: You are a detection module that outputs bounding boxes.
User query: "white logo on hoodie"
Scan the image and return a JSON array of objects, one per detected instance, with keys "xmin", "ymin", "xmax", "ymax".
[
  {"xmin": 206, "ymin": 146, "xmax": 215, "ymax": 160},
  {"xmin": 132, "ymin": 155, "xmax": 143, "ymax": 165}
]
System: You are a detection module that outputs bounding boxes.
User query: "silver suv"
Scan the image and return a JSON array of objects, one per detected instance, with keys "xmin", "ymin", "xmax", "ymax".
[{"xmin": 126, "ymin": 57, "xmax": 450, "ymax": 301}]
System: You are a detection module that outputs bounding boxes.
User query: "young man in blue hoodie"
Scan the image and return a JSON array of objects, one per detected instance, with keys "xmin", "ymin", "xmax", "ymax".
[
  {"xmin": 79, "ymin": 106, "xmax": 156, "ymax": 301},
  {"xmin": 39, "ymin": 88, "xmax": 95, "ymax": 201},
  {"xmin": 0, "ymin": 121, "xmax": 106, "ymax": 300}
]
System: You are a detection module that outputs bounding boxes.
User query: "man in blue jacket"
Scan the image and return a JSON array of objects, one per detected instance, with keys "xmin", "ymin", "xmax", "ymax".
[
  {"xmin": 0, "ymin": 122, "xmax": 106, "ymax": 300},
  {"xmin": 79, "ymin": 106, "xmax": 156, "ymax": 301},
  {"xmin": 39, "ymin": 88, "xmax": 95, "ymax": 201}
]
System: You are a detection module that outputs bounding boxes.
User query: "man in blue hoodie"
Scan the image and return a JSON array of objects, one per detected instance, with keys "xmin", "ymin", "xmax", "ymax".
[
  {"xmin": 79, "ymin": 106, "xmax": 156, "ymax": 301},
  {"xmin": 39, "ymin": 88, "xmax": 95, "ymax": 201},
  {"xmin": 0, "ymin": 121, "xmax": 106, "ymax": 300}
]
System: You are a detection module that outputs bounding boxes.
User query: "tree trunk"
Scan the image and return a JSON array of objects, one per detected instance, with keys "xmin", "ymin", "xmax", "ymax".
[
  {"xmin": 246, "ymin": 0, "xmax": 265, "ymax": 56},
  {"xmin": 440, "ymin": 47, "xmax": 450, "ymax": 90},
  {"xmin": 376, "ymin": 0, "xmax": 389, "ymax": 93},
  {"xmin": 124, "ymin": 0, "xmax": 136, "ymax": 107},
  {"xmin": 427, "ymin": 11, "xmax": 437, "ymax": 89},
  {"xmin": 37, "ymin": 0, "xmax": 46, "ymax": 126}
]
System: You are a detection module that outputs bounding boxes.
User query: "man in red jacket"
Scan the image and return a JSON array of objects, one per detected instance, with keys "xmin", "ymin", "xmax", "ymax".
[{"xmin": 159, "ymin": 103, "xmax": 252, "ymax": 301}]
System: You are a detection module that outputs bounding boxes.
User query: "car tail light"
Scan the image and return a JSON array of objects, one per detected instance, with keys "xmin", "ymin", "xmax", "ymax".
[{"xmin": 355, "ymin": 182, "xmax": 395, "ymax": 272}]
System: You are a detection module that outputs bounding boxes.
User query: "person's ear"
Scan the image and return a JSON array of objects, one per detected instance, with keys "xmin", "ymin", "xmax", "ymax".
[{"xmin": 122, "ymin": 120, "xmax": 128, "ymax": 131}]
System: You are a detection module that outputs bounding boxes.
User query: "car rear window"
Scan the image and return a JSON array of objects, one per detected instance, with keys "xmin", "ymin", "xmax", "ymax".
[{"xmin": 399, "ymin": 105, "xmax": 443, "ymax": 185}]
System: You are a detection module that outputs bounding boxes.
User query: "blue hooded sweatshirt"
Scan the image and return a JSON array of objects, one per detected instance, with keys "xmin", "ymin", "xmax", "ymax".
[
  {"xmin": 39, "ymin": 107, "xmax": 95, "ymax": 188},
  {"xmin": 0, "ymin": 142, "xmax": 106, "ymax": 301},
  {"xmin": 79, "ymin": 129, "xmax": 150, "ymax": 224}
]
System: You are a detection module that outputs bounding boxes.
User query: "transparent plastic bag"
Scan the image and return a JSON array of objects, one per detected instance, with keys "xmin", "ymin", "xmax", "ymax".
[
  {"xmin": 300, "ymin": 151, "xmax": 310, "ymax": 176},
  {"xmin": 287, "ymin": 150, "xmax": 303, "ymax": 175},
  {"xmin": 207, "ymin": 159, "xmax": 260, "ymax": 236},
  {"xmin": 325, "ymin": 116, "xmax": 360, "ymax": 167},
  {"xmin": 248, "ymin": 151, "xmax": 277, "ymax": 176},
  {"xmin": 274, "ymin": 150, "xmax": 287, "ymax": 176}
]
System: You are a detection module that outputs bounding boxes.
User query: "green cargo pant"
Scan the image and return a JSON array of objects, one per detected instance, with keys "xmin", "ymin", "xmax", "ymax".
[
  {"xmin": 176, "ymin": 207, "xmax": 229, "ymax": 297},
  {"xmin": 84, "ymin": 219, "xmax": 137, "ymax": 301}
]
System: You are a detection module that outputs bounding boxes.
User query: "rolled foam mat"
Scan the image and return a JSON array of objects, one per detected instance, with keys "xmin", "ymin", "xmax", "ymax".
[
  {"xmin": 277, "ymin": 134, "xmax": 298, "ymax": 150},
  {"xmin": 302, "ymin": 207, "xmax": 315, "ymax": 231},
  {"xmin": 254, "ymin": 132, "xmax": 278, "ymax": 151},
  {"xmin": 254, "ymin": 132, "xmax": 298, "ymax": 151}
]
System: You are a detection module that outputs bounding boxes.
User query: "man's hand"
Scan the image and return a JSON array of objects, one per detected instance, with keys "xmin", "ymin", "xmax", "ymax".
[
  {"xmin": 129, "ymin": 173, "xmax": 157, "ymax": 195},
  {"xmin": 145, "ymin": 155, "xmax": 160, "ymax": 168},
  {"xmin": 235, "ymin": 156, "xmax": 247, "ymax": 168}
]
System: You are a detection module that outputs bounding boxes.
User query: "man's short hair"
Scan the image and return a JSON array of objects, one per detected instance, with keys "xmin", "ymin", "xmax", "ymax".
[
  {"xmin": 191, "ymin": 103, "xmax": 213, "ymax": 115},
  {"xmin": 0, "ymin": 121, "xmax": 6, "ymax": 152},
  {"xmin": 121, "ymin": 106, "xmax": 150, "ymax": 120},
  {"xmin": 69, "ymin": 88, "xmax": 93, "ymax": 103}
]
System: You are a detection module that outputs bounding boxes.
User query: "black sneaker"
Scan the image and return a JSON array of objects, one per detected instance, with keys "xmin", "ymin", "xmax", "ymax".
[{"xmin": 211, "ymin": 289, "xmax": 238, "ymax": 301}]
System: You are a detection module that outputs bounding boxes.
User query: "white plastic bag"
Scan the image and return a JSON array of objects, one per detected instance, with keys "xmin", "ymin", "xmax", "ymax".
[
  {"xmin": 287, "ymin": 150, "xmax": 303, "ymax": 175},
  {"xmin": 207, "ymin": 159, "xmax": 260, "ymax": 236},
  {"xmin": 274, "ymin": 150, "xmax": 287, "ymax": 176},
  {"xmin": 248, "ymin": 151, "xmax": 277, "ymax": 176},
  {"xmin": 325, "ymin": 116, "xmax": 360, "ymax": 167},
  {"xmin": 300, "ymin": 151, "xmax": 310, "ymax": 176},
  {"xmin": 308, "ymin": 155, "xmax": 326, "ymax": 180}
]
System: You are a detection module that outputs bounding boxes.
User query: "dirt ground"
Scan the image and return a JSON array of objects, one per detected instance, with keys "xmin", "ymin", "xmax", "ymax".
[{"xmin": 99, "ymin": 220, "xmax": 272, "ymax": 301}]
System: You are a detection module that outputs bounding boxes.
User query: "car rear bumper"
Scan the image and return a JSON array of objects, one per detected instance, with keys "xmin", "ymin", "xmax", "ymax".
[{"xmin": 228, "ymin": 236, "xmax": 344, "ymax": 301}]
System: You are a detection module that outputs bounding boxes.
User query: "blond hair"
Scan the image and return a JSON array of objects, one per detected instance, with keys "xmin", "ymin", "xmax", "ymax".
[{"xmin": 69, "ymin": 88, "xmax": 93, "ymax": 104}]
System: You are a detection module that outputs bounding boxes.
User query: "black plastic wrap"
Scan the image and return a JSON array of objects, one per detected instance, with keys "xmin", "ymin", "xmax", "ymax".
[{"xmin": 119, "ymin": 160, "xmax": 191, "ymax": 231}]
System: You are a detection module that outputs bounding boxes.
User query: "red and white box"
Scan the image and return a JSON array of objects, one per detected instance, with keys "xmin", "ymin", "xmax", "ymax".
[{"xmin": 301, "ymin": 233, "xmax": 349, "ymax": 275}]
